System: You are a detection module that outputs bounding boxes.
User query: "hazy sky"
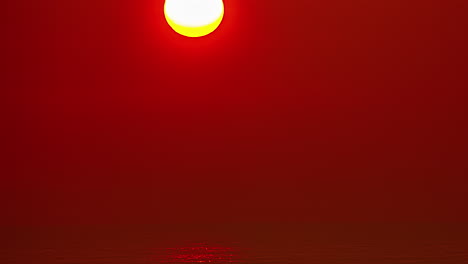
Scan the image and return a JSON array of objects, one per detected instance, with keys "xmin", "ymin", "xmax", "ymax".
[{"xmin": 3, "ymin": 0, "xmax": 467, "ymax": 225}]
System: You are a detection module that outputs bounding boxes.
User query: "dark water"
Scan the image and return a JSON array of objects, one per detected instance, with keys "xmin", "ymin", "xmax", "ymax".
[{"xmin": 2, "ymin": 224, "xmax": 467, "ymax": 263}]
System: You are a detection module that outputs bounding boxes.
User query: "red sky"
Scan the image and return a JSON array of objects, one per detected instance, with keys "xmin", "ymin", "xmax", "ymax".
[{"xmin": 2, "ymin": 0, "xmax": 467, "ymax": 224}]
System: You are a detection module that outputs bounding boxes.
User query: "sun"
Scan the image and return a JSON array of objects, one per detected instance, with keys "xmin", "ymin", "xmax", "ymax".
[{"xmin": 164, "ymin": 0, "xmax": 224, "ymax": 37}]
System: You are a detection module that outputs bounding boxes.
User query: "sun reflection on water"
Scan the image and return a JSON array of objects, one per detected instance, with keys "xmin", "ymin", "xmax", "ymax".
[{"xmin": 156, "ymin": 243, "xmax": 240, "ymax": 263}]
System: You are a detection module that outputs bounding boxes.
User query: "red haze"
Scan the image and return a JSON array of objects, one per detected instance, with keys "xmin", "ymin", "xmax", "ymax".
[{"xmin": 2, "ymin": 0, "xmax": 468, "ymax": 225}]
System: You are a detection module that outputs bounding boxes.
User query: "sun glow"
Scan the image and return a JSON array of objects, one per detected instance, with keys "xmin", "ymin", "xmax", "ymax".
[{"xmin": 164, "ymin": 0, "xmax": 224, "ymax": 37}]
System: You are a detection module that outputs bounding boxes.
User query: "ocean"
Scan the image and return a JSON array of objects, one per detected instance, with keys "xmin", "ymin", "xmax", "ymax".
[{"xmin": 2, "ymin": 223, "xmax": 467, "ymax": 263}]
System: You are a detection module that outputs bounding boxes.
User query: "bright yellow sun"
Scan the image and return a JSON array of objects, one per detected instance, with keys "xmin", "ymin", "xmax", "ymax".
[{"xmin": 164, "ymin": 0, "xmax": 224, "ymax": 37}]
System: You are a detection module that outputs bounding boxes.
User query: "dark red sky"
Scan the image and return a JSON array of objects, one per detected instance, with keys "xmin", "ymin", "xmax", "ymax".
[{"xmin": 3, "ymin": 0, "xmax": 467, "ymax": 225}]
